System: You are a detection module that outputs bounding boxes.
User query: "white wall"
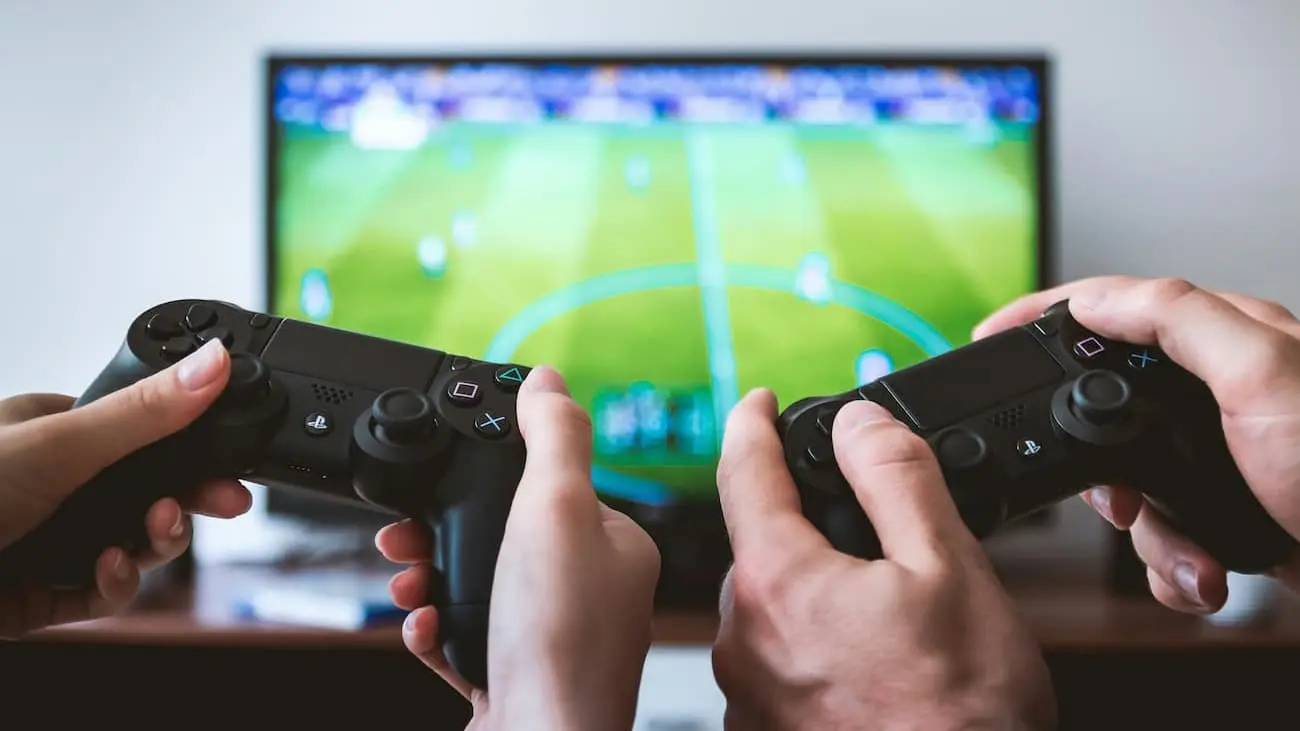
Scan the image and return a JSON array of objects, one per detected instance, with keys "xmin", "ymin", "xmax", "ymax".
[{"xmin": 2, "ymin": 0, "xmax": 1299, "ymax": 398}]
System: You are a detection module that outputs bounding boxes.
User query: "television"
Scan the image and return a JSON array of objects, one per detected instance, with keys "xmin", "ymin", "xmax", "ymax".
[{"xmin": 262, "ymin": 53, "xmax": 1052, "ymax": 600}]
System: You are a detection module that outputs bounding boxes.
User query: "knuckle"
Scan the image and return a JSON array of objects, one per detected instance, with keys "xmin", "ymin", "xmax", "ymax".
[
  {"xmin": 1145, "ymin": 277, "xmax": 1201, "ymax": 306},
  {"xmin": 715, "ymin": 431, "xmax": 762, "ymax": 489},
  {"xmin": 538, "ymin": 393, "xmax": 593, "ymax": 435},
  {"xmin": 531, "ymin": 479, "xmax": 593, "ymax": 517},
  {"xmin": 1257, "ymin": 298, "xmax": 1299, "ymax": 324},
  {"xmin": 852, "ymin": 422, "xmax": 934, "ymax": 472},
  {"xmin": 729, "ymin": 556, "xmax": 796, "ymax": 609},
  {"xmin": 715, "ymin": 447, "xmax": 746, "ymax": 489},
  {"xmin": 124, "ymin": 379, "xmax": 173, "ymax": 422},
  {"xmin": 1224, "ymin": 327, "xmax": 1300, "ymax": 397}
]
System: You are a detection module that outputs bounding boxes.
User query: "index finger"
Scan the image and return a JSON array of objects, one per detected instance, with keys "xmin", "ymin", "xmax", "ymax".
[
  {"xmin": 973, "ymin": 277, "xmax": 1300, "ymax": 340},
  {"xmin": 1071, "ymin": 279, "xmax": 1300, "ymax": 414},
  {"xmin": 716, "ymin": 389, "xmax": 830, "ymax": 561},
  {"xmin": 971, "ymin": 276, "xmax": 1141, "ymax": 340}
]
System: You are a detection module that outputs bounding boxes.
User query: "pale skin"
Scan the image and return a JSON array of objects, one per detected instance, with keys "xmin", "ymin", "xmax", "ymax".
[{"xmin": 0, "ymin": 340, "xmax": 252, "ymax": 637}]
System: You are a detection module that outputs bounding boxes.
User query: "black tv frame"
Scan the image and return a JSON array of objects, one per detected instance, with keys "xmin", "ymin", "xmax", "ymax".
[{"xmin": 260, "ymin": 51, "xmax": 1055, "ymax": 601}]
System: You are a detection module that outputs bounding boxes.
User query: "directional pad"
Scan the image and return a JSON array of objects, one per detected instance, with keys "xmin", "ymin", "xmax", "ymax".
[
  {"xmin": 197, "ymin": 326, "xmax": 233, "ymax": 348},
  {"xmin": 804, "ymin": 442, "xmax": 835, "ymax": 469},
  {"xmin": 146, "ymin": 314, "xmax": 183, "ymax": 341},
  {"xmin": 185, "ymin": 304, "xmax": 217, "ymax": 332},
  {"xmin": 160, "ymin": 336, "xmax": 197, "ymax": 362},
  {"xmin": 814, "ymin": 404, "xmax": 842, "ymax": 436}
]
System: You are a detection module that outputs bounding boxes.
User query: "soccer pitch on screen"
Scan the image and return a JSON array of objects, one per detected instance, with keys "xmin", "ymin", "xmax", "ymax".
[{"xmin": 272, "ymin": 119, "xmax": 1038, "ymax": 504}]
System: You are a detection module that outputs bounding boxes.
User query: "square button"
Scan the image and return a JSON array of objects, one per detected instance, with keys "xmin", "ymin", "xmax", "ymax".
[
  {"xmin": 447, "ymin": 380, "xmax": 482, "ymax": 406},
  {"xmin": 1073, "ymin": 337, "xmax": 1105, "ymax": 359}
]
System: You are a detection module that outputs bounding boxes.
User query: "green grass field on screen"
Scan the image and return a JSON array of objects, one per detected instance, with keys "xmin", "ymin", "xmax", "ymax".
[{"xmin": 272, "ymin": 119, "xmax": 1038, "ymax": 500}]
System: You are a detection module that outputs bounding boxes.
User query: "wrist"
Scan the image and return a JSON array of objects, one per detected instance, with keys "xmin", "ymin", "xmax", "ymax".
[
  {"xmin": 486, "ymin": 693, "xmax": 632, "ymax": 731},
  {"xmin": 485, "ymin": 657, "xmax": 646, "ymax": 731}
]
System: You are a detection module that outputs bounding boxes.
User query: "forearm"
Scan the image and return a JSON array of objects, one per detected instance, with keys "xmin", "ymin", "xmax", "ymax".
[{"xmin": 482, "ymin": 660, "xmax": 646, "ymax": 731}]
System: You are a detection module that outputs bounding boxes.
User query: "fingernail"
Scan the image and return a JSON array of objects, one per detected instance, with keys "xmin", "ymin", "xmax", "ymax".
[
  {"xmin": 838, "ymin": 400, "xmax": 893, "ymax": 430},
  {"xmin": 524, "ymin": 365, "xmax": 569, "ymax": 395},
  {"xmin": 112, "ymin": 552, "xmax": 131, "ymax": 582},
  {"xmin": 1173, "ymin": 562, "xmax": 1204, "ymax": 605},
  {"xmin": 177, "ymin": 340, "xmax": 226, "ymax": 391},
  {"xmin": 168, "ymin": 511, "xmax": 186, "ymax": 539},
  {"xmin": 403, "ymin": 610, "xmax": 418, "ymax": 638},
  {"xmin": 1089, "ymin": 487, "xmax": 1114, "ymax": 524}
]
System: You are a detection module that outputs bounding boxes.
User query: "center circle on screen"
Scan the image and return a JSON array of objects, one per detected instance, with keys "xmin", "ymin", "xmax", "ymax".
[{"xmin": 483, "ymin": 262, "xmax": 953, "ymax": 506}]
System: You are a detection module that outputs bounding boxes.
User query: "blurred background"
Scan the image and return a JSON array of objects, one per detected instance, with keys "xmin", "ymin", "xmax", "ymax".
[{"xmin": 2, "ymin": 1, "xmax": 1299, "ymax": 729}]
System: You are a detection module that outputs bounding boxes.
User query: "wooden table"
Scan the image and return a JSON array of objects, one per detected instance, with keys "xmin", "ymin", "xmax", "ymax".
[{"xmin": 6, "ymin": 543, "xmax": 1300, "ymax": 729}]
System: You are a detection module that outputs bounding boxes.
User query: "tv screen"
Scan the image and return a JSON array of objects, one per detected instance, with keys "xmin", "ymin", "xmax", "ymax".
[{"xmin": 263, "ymin": 54, "xmax": 1050, "ymax": 589}]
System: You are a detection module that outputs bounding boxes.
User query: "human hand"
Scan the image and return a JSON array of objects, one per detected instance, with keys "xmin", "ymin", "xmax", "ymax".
[
  {"xmin": 974, "ymin": 276, "xmax": 1300, "ymax": 613},
  {"xmin": 711, "ymin": 389, "xmax": 1056, "ymax": 731},
  {"xmin": 0, "ymin": 340, "xmax": 253, "ymax": 637},
  {"xmin": 375, "ymin": 366, "xmax": 660, "ymax": 731}
]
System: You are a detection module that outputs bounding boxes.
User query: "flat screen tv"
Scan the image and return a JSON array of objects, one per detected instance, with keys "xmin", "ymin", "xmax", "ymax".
[{"xmin": 263, "ymin": 53, "xmax": 1052, "ymax": 600}]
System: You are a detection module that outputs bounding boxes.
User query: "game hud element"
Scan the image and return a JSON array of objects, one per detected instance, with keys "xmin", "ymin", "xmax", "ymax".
[{"xmin": 269, "ymin": 60, "xmax": 1043, "ymax": 506}]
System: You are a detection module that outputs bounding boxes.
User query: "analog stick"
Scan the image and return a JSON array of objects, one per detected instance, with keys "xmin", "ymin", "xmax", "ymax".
[
  {"xmin": 372, "ymin": 388, "xmax": 436, "ymax": 444},
  {"xmin": 1069, "ymin": 370, "xmax": 1132, "ymax": 425},
  {"xmin": 223, "ymin": 353, "xmax": 271, "ymax": 403}
]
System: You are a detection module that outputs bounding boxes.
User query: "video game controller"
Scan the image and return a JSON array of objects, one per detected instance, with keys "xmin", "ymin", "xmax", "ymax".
[
  {"xmin": 0, "ymin": 299, "xmax": 531, "ymax": 688},
  {"xmin": 778, "ymin": 299, "xmax": 1298, "ymax": 574}
]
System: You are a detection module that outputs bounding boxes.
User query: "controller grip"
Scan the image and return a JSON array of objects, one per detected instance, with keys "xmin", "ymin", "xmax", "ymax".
[
  {"xmin": 0, "ymin": 350, "xmax": 200, "ymax": 589},
  {"xmin": 0, "ymin": 434, "xmax": 201, "ymax": 588},
  {"xmin": 428, "ymin": 446, "xmax": 521, "ymax": 689},
  {"xmin": 1143, "ymin": 452, "xmax": 1298, "ymax": 574}
]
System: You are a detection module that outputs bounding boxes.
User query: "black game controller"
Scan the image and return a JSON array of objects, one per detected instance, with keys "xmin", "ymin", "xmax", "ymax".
[
  {"xmin": 0, "ymin": 299, "xmax": 531, "ymax": 688},
  {"xmin": 779, "ymin": 299, "xmax": 1298, "ymax": 574}
]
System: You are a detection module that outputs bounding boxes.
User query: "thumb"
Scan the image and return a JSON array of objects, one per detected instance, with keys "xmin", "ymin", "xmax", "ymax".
[
  {"xmin": 13, "ymin": 340, "xmax": 231, "ymax": 490},
  {"xmin": 514, "ymin": 366, "xmax": 600, "ymax": 522},
  {"xmin": 831, "ymin": 400, "xmax": 973, "ymax": 570}
]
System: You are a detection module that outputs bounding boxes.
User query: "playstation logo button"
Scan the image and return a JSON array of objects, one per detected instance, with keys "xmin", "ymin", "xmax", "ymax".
[{"xmin": 304, "ymin": 412, "xmax": 332, "ymax": 436}]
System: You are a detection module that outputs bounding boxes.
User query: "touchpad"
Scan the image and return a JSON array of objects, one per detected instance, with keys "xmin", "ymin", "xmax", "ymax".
[{"xmin": 880, "ymin": 329, "xmax": 1063, "ymax": 430}]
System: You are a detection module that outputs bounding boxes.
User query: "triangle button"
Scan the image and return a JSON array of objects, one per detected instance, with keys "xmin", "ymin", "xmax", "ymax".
[{"xmin": 494, "ymin": 365, "xmax": 528, "ymax": 391}]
